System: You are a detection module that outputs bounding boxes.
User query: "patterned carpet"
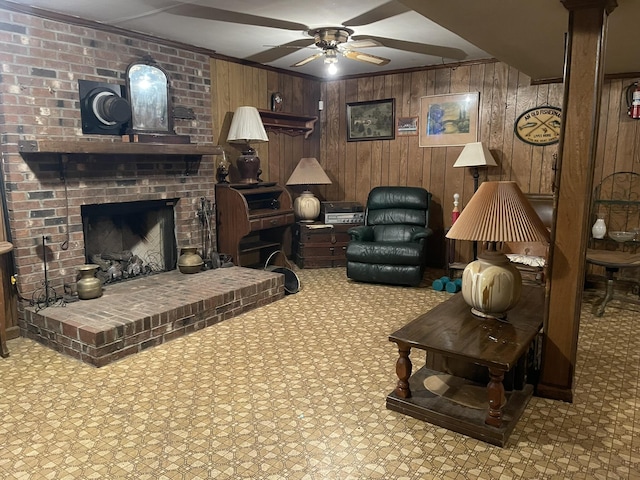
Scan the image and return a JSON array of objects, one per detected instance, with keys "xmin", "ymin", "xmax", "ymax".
[{"xmin": 0, "ymin": 267, "xmax": 638, "ymax": 479}]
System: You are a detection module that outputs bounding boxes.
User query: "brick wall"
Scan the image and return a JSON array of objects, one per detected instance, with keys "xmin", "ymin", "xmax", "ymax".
[{"xmin": 0, "ymin": 7, "xmax": 218, "ymax": 313}]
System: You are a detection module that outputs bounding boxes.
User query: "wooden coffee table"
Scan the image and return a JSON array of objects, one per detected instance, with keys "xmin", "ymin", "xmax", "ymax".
[{"xmin": 386, "ymin": 285, "xmax": 544, "ymax": 447}]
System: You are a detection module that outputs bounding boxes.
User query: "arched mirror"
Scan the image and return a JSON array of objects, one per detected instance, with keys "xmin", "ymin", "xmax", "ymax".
[{"xmin": 125, "ymin": 56, "xmax": 174, "ymax": 135}]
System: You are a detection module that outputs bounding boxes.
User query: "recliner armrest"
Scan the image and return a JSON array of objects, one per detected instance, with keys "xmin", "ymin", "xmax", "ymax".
[
  {"xmin": 348, "ymin": 225, "xmax": 374, "ymax": 241},
  {"xmin": 410, "ymin": 227, "xmax": 433, "ymax": 242}
]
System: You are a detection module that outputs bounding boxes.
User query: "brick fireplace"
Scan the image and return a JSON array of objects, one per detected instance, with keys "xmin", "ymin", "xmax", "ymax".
[{"xmin": 0, "ymin": 6, "xmax": 286, "ymax": 364}]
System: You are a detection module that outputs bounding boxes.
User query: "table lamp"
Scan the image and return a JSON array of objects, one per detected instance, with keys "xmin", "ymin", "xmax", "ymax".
[
  {"xmin": 286, "ymin": 157, "xmax": 332, "ymax": 222},
  {"xmin": 453, "ymin": 142, "xmax": 498, "ymax": 192},
  {"xmin": 446, "ymin": 181, "xmax": 550, "ymax": 320},
  {"xmin": 226, "ymin": 106, "xmax": 269, "ymax": 184}
]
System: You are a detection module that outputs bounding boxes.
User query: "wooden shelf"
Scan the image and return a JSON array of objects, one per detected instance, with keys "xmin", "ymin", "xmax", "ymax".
[
  {"xmin": 18, "ymin": 139, "xmax": 223, "ymax": 156},
  {"xmin": 258, "ymin": 110, "xmax": 318, "ymax": 139}
]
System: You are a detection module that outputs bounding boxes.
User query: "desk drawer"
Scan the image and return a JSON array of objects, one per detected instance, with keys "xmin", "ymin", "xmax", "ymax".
[{"xmin": 250, "ymin": 213, "xmax": 294, "ymax": 231}]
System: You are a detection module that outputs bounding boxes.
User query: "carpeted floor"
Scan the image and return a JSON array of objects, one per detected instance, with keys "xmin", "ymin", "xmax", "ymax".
[{"xmin": 0, "ymin": 267, "xmax": 638, "ymax": 479}]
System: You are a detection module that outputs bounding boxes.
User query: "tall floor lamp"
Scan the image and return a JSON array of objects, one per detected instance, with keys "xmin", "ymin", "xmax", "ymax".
[{"xmin": 453, "ymin": 142, "xmax": 498, "ymax": 258}]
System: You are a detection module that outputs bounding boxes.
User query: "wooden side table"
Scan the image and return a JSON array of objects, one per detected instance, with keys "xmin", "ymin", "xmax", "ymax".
[
  {"xmin": 0, "ymin": 241, "xmax": 14, "ymax": 358},
  {"xmin": 386, "ymin": 285, "xmax": 544, "ymax": 447}
]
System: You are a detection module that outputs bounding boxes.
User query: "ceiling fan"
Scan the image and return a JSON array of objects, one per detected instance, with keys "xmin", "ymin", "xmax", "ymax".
[
  {"xmin": 290, "ymin": 28, "xmax": 390, "ymax": 70},
  {"xmin": 137, "ymin": 1, "xmax": 467, "ymax": 67}
]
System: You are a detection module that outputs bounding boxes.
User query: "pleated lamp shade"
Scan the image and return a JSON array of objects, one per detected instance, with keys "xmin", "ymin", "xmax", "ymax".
[
  {"xmin": 446, "ymin": 181, "xmax": 550, "ymax": 244},
  {"xmin": 446, "ymin": 181, "xmax": 550, "ymax": 320}
]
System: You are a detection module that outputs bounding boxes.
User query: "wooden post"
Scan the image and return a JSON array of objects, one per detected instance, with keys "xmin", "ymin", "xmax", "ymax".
[{"xmin": 538, "ymin": 0, "xmax": 617, "ymax": 401}]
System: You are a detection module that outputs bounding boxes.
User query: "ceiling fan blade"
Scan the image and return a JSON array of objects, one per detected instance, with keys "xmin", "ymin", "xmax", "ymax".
[
  {"xmin": 345, "ymin": 39, "xmax": 383, "ymax": 49},
  {"xmin": 291, "ymin": 53, "xmax": 325, "ymax": 67},
  {"xmin": 343, "ymin": 50, "xmax": 390, "ymax": 66},
  {"xmin": 352, "ymin": 35, "xmax": 467, "ymax": 61},
  {"xmin": 142, "ymin": 1, "xmax": 309, "ymax": 30},
  {"xmin": 246, "ymin": 40, "xmax": 315, "ymax": 64},
  {"xmin": 342, "ymin": 1, "xmax": 411, "ymax": 26}
]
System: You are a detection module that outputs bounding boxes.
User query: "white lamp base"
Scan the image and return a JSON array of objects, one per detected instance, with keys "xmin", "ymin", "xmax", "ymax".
[
  {"xmin": 293, "ymin": 190, "xmax": 321, "ymax": 222},
  {"xmin": 461, "ymin": 250, "xmax": 522, "ymax": 320}
]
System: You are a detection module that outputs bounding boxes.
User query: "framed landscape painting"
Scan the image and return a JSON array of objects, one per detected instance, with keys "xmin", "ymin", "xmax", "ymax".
[
  {"xmin": 347, "ymin": 98, "xmax": 395, "ymax": 142},
  {"xmin": 419, "ymin": 93, "xmax": 479, "ymax": 147}
]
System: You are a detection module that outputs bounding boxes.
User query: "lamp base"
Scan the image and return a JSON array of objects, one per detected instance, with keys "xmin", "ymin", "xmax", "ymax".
[
  {"xmin": 470, "ymin": 308, "xmax": 506, "ymax": 321},
  {"xmin": 236, "ymin": 147, "xmax": 260, "ymax": 184},
  {"xmin": 461, "ymin": 250, "xmax": 521, "ymax": 320},
  {"xmin": 293, "ymin": 190, "xmax": 321, "ymax": 222}
]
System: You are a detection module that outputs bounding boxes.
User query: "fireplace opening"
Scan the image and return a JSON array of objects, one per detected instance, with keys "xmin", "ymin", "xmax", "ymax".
[{"xmin": 81, "ymin": 199, "xmax": 178, "ymax": 284}]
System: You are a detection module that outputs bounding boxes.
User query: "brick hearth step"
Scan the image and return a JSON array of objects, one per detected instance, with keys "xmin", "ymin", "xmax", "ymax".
[{"xmin": 21, "ymin": 267, "xmax": 284, "ymax": 367}]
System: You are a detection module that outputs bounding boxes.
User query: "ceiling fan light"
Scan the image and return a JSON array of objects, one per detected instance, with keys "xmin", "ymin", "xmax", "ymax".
[{"xmin": 327, "ymin": 63, "xmax": 338, "ymax": 75}]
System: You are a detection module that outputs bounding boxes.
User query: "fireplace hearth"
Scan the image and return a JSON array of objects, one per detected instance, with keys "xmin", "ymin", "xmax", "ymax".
[{"xmin": 22, "ymin": 267, "xmax": 286, "ymax": 366}]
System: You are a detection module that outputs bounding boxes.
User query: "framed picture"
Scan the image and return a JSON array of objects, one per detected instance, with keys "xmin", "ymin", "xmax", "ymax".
[
  {"xmin": 419, "ymin": 93, "xmax": 480, "ymax": 147},
  {"xmin": 347, "ymin": 98, "xmax": 395, "ymax": 142},
  {"xmin": 397, "ymin": 116, "xmax": 419, "ymax": 136}
]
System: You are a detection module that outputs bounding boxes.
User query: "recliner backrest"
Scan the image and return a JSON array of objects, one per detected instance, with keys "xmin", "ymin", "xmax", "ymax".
[{"xmin": 365, "ymin": 186, "xmax": 430, "ymax": 228}]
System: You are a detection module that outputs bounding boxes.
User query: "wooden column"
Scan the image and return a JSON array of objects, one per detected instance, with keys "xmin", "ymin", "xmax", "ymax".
[{"xmin": 538, "ymin": 0, "xmax": 617, "ymax": 401}]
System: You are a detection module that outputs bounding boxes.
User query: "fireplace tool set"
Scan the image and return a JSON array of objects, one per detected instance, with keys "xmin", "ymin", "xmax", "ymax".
[
  {"xmin": 197, "ymin": 197, "xmax": 233, "ymax": 269},
  {"xmin": 32, "ymin": 235, "xmax": 65, "ymax": 311}
]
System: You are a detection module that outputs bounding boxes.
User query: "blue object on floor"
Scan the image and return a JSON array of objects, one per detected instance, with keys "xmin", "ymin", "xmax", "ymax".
[
  {"xmin": 432, "ymin": 279, "xmax": 445, "ymax": 291},
  {"xmin": 446, "ymin": 281, "xmax": 461, "ymax": 293}
]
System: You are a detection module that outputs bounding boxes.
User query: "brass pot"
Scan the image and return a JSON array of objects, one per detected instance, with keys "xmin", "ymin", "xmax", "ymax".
[
  {"xmin": 77, "ymin": 264, "xmax": 103, "ymax": 300},
  {"xmin": 177, "ymin": 247, "xmax": 204, "ymax": 274}
]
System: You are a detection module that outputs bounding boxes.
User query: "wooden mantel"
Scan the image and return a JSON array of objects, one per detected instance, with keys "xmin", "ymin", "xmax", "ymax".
[
  {"xmin": 18, "ymin": 139, "xmax": 224, "ymax": 178},
  {"xmin": 18, "ymin": 139, "xmax": 224, "ymax": 156}
]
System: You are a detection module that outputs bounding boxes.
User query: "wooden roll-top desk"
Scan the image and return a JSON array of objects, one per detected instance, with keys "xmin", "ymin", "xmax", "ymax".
[{"xmin": 215, "ymin": 182, "xmax": 294, "ymax": 267}]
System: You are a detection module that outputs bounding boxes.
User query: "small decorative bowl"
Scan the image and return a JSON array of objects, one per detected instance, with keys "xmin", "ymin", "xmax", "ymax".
[{"xmin": 609, "ymin": 231, "xmax": 635, "ymax": 243}]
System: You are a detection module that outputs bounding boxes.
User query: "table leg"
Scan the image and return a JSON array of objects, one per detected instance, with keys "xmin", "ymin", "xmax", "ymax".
[
  {"xmin": 486, "ymin": 368, "xmax": 506, "ymax": 427},
  {"xmin": 0, "ymin": 272, "xmax": 9, "ymax": 358},
  {"xmin": 394, "ymin": 341, "xmax": 412, "ymax": 398},
  {"xmin": 595, "ymin": 267, "xmax": 617, "ymax": 317}
]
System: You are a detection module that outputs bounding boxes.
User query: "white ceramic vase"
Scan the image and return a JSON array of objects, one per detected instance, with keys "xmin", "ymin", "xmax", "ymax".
[{"xmin": 592, "ymin": 218, "xmax": 606, "ymax": 239}]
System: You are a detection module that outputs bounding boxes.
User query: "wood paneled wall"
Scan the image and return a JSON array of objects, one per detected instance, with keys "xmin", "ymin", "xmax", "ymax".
[
  {"xmin": 210, "ymin": 59, "xmax": 322, "ymax": 187},
  {"xmin": 595, "ymin": 79, "xmax": 640, "ymax": 180},
  {"xmin": 209, "ymin": 57, "xmax": 639, "ymax": 266},
  {"xmin": 318, "ymin": 61, "xmax": 564, "ymax": 264}
]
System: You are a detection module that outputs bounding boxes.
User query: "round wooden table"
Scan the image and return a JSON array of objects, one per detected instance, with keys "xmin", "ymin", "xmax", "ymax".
[{"xmin": 586, "ymin": 249, "xmax": 640, "ymax": 317}]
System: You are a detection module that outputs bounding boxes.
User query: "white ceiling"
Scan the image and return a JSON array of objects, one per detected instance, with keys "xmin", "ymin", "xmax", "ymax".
[{"xmin": 7, "ymin": 0, "xmax": 640, "ymax": 81}]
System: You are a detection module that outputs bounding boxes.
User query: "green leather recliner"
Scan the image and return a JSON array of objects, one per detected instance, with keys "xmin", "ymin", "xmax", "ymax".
[{"xmin": 346, "ymin": 186, "xmax": 433, "ymax": 287}]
